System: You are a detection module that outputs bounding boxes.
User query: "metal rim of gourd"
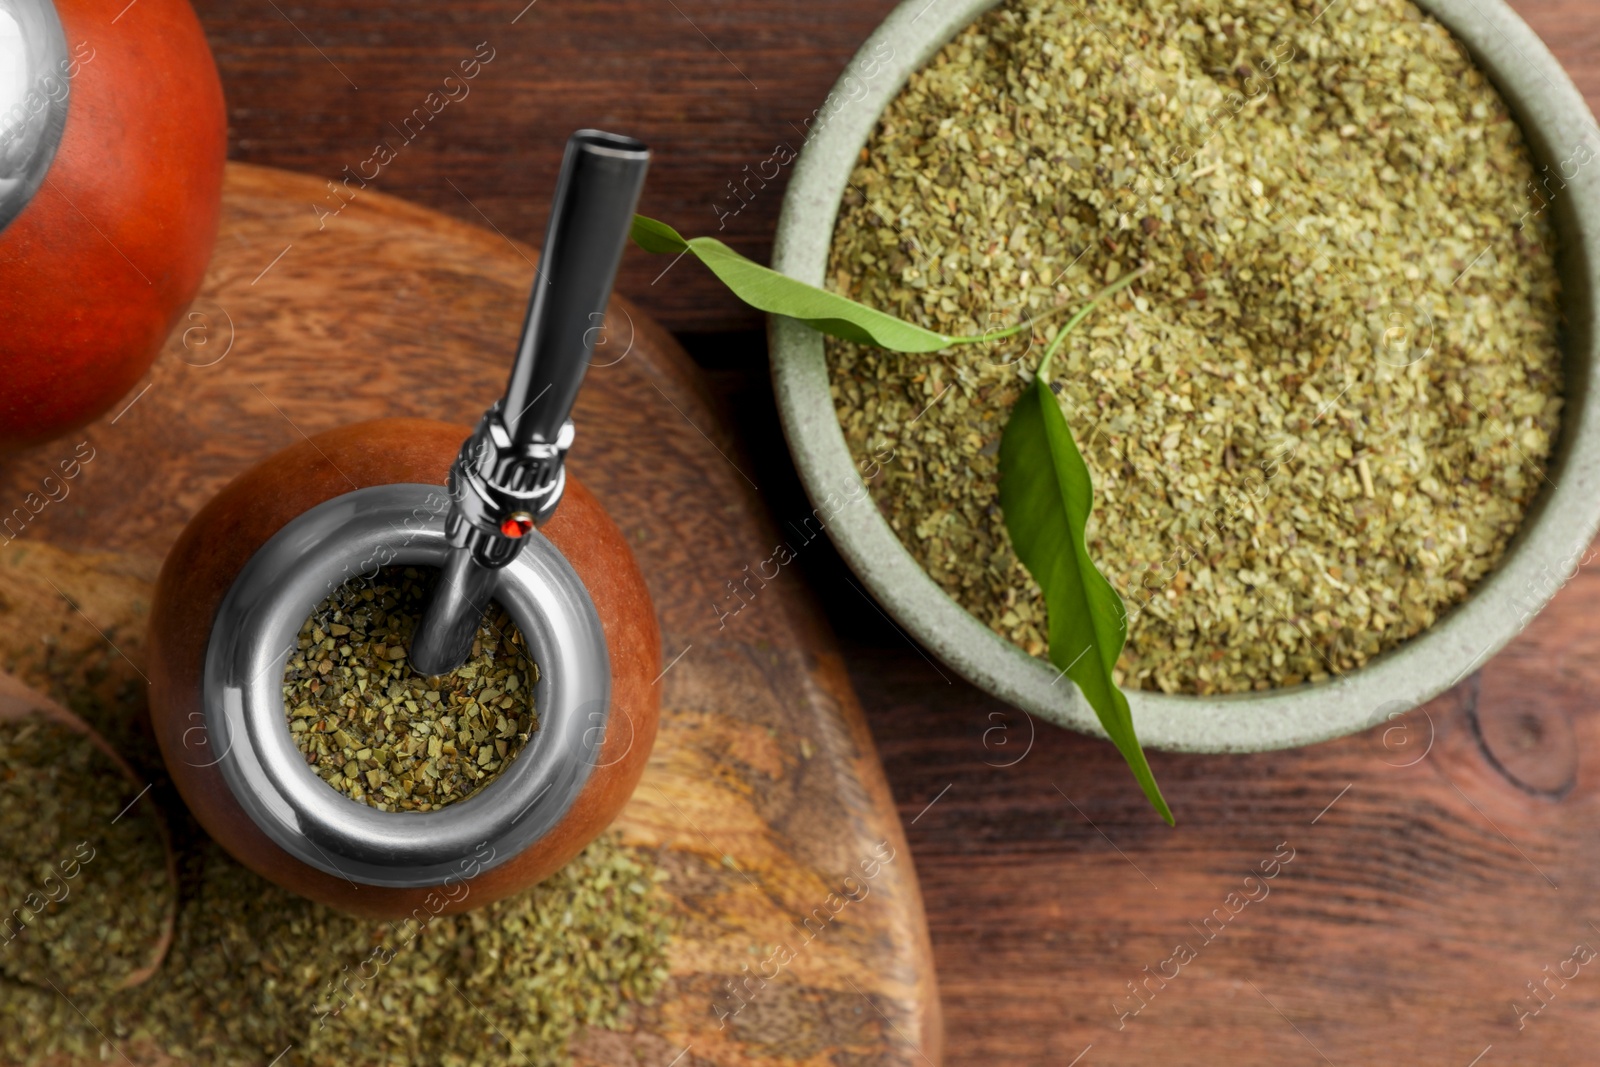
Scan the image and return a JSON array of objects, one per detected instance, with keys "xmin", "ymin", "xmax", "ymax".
[
  {"xmin": 199, "ymin": 483, "xmax": 611, "ymax": 888},
  {"xmin": 769, "ymin": 0, "xmax": 1600, "ymax": 752},
  {"xmin": 0, "ymin": 0, "xmax": 69, "ymax": 234}
]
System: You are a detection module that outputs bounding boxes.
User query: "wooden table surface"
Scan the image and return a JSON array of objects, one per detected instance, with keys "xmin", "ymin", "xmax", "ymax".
[
  {"xmin": 192, "ymin": 0, "xmax": 1600, "ymax": 336},
  {"xmin": 170, "ymin": 1, "xmax": 1600, "ymax": 1062}
]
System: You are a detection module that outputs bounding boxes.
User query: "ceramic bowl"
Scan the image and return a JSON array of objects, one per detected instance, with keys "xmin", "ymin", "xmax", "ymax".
[{"xmin": 770, "ymin": 0, "xmax": 1600, "ymax": 751}]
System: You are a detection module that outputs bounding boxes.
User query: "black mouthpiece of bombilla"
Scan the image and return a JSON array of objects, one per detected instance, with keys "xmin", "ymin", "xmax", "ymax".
[{"xmin": 409, "ymin": 130, "xmax": 650, "ymax": 676}]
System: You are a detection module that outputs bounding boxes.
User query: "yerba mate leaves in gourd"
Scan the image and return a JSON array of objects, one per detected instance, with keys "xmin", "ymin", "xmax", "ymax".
[
  {"xmin": 283, "ymin": 566, "xmax": 539, "ymax": 812},
  {"xmin": 632, "ymin": 217, "xmax": 1169, "ymax": 820}
]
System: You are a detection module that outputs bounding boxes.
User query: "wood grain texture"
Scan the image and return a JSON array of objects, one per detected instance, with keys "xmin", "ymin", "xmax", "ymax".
[
  {"xmin": 189, "ymin": 0, "xmax": 904, "ymax": 334},
  {"xmin": 842, "ymin": 634, "xmax": 1600, "ymax": 1066},
  {"xmin": 0, "ymin": 164, "xmax": 938, "ymax": 1066},
  {"xmin": 184, "ymin": 0, "xmax": 1597, "ymax": 336}
]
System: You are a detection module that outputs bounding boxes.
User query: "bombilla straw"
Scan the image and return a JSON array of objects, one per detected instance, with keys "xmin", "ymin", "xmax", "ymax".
[{"xmin": 410, "ymin": 130, "xmax": 650, "ymax": 676}]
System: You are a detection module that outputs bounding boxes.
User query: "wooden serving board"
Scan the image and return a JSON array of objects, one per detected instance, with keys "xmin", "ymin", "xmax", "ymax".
[{"xmin": 0, "ymin": 163, "xmax": 939, "ymax": 1066}]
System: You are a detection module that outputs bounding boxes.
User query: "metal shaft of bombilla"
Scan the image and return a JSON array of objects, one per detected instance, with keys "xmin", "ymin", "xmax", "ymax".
[{"xmin": 409, "ymin": 130, "xmax": 650, "ymax": 676}]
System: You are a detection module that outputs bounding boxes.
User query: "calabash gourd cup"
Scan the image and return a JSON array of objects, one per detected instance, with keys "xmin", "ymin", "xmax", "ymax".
[
  {"xmin": 147, "ymin": 132, "xmax": 660, "ymax": 919},
  {"xmin": 0, "ymin": 0, "xmax": 226, "ymax": 449}
]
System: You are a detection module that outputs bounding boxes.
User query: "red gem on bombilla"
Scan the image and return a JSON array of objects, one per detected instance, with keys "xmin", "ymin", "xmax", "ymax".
[{"xmin": 500, "ymin": 512, "xmax": 535, "ymax": 539}]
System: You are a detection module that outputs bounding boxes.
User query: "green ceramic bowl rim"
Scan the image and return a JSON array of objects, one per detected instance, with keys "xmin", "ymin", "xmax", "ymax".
[{"xmin": 769, "ymin": 0, "xmax": 1600, "ymax": 752}]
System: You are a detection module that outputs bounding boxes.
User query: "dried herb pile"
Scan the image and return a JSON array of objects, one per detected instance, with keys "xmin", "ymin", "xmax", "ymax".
[
  {"xmin": 0, "ymin": 832, "xmax": 672, "ymax": 1066},
  {"xmin": 0, "ymin": 715, "xmax": 171, "ymax": 996},
  {"xmin": 826, "ymin": 0, "xmax": 1564, "ymax": 693},
  {"xmin": 284, "ymin": 566, "xmax": 538, "ymax": 811},
  {"xmin": 1, "ymin": 560, "xmax": 672, "ymax": 1066}
]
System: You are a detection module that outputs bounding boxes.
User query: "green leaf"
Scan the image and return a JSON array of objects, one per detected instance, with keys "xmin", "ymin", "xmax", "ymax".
[
  {"xmin": 632, "ymin": 214, "xmax": 1082, "ymax": 351},
  {"xmin": 632, "ymin": 216, "xmax": 955, "ymax": 352},
  {"xmin": 998, "ymin": 272, "xmax": 1172, "ymax": 825},
  {"xmin": 629, "ymin": 214, "xmax": 1172, "ymax": 821},
  {"xmin": 630, "ymin": 214, "xmax": 691, "ymax": 255}
]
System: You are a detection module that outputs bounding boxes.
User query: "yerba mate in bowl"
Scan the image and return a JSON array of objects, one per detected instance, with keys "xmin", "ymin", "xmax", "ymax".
[
  {"xmin": 283, "ymin": 566, "xmax": 539, "ymax": 812},
  {"xmin": 771, "ymin": 0, "xmax": 1600, "ymax": 751},
  {"xmin": 828, "ymin": 0, "xmax": 1562, "ymax": 693}
]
